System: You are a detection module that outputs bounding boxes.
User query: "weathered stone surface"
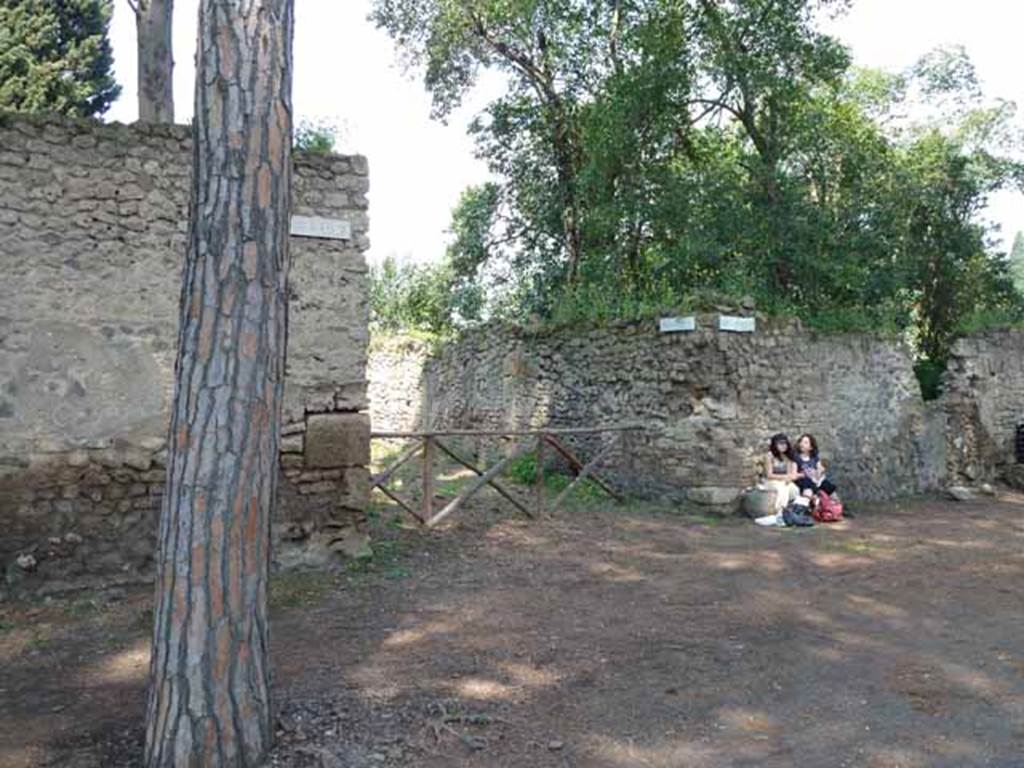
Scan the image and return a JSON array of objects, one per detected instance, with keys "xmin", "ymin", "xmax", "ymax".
[
  {"xmin": 273, "ymin": 527, "xmax": 370, "ymax": 570},
  {"xmin": 370, "ymin": 322, "xmax": 946, "ymax": 502},
  {"xmin": 280, "ymin": 434, "xmax": 304, "ymax": 454},
  {"xmin": 947, "ymin": 485, "xmax": 977, "ymax": 502},
  {"xmin": 686, "ymin": 487, "xmax": 743, "ymax": 507},
  {"xmin": 366, "ymin": 325, "xmax": 1024, "ymax": 502},
  {"xmin": 0, "ymin": 114, "xmax": 371, "ymax": 592},
  {"xmin": 367, "ymin": 336, "xmax": 431, "ymax": 432},
  {"xmin": 305, "ymin": 413, "xmax": 370, "ymax": 468},
  {"xmin": 280, "ymin": 454, "xmax": 304, "ymax": 469},
  {"xmin": 944, "ymin": 330, "xmax": 1024, "ymax": 484}
]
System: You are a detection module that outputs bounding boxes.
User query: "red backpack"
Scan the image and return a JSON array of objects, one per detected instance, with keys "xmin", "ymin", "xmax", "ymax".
[{"xmin": 813, "ymin": 491, "xmax": 844, "ymax": 522}]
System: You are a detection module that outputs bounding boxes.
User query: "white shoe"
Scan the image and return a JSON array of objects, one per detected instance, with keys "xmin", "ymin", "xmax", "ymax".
[{"xmin": 755, "ymin": 513, "xmax": 784, "ymax": 527}]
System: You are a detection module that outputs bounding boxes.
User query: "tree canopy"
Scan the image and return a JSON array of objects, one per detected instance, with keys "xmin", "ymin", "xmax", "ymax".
[
  {"xmin": 0, "ymin": 0, "xmax": 120, "ymax": 117},
  {"xmin": 371, "ymin": 0, "xmax": 1024, "ymax": 367}
]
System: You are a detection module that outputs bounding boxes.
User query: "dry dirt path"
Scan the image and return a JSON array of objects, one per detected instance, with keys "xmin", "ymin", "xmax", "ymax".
[{"xmin": 3, "ymin": 494, "xmax": 1024, "ymax": 767}]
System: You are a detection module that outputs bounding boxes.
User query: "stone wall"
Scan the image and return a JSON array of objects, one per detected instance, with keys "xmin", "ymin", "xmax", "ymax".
[
  {"xmin": 366, "ymin": 336, "xmax": 432, "ymax": 433},
  {"xmin": 370, "ymin": 318, "xmax": 947, "ymax": 504},
  {"xmin": 943, "ymin": 330, "xmax": 1024, "ymax": 484},
  {"xmin": 0, "ymin": 114, "xmax": 370, "ymax": 593}
]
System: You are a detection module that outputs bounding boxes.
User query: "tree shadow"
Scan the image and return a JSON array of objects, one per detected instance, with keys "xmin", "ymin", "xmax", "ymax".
[{"xmin": 4, "ymin": 495, "xmax": 1024, "ymax": 767}]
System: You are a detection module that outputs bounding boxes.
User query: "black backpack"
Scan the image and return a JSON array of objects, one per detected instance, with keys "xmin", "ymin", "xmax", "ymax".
[{"xmin": 782, "ymin": 501, "xmax": 815, "ymax": 527}]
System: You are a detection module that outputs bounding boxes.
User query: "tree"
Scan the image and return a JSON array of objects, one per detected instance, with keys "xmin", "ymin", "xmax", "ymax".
[
  {"xmin": 0, "ymin": 0, "xmax": 121, "ymax": 117},
  {"xmin": 1010, "ymin": 231, "xmax": 1024, "ymax": 293},
  {"xmin": 376, "ymin": 1, "xmax": 1023, "ymax": 359},
  {"xmin": 128, "ymin": 0, "xmax": 174, "ymax": 122},
  {"xmin": 691, "ymin": 0, "xmax": 851, "ymax": 294},
  {"xmin": 371, "ymin": 0, "xmax": 652, "ymax": 285},
  {"xmin": 143, "ymin": 1, "xmax": 294, "ymax": 765}
]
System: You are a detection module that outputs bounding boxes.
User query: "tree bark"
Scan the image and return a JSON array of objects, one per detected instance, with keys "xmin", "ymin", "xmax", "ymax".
[
  {"xmin": 144, "ymin": 1, "xmax": 294, "ymax": 766},
  {"xmin": 133, "ymin": 0, "xmax": 175, "ymax": 123}
]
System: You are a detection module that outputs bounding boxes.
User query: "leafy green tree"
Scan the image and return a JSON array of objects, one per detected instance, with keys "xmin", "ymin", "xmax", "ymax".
[
  {"xmin": 372, "ymin": 0, "xmax": 697, "ymax": 290},
  {"xmin": 0, "ymin": 0, "xmax": 120, "ymax": 117},
  {"xmin": 369, "ymin": 255, "xmax": 477, "ymax": 336},
  {"xmin": 375, "ymin": 1, "xmax": 1024, "ymax": 363}
]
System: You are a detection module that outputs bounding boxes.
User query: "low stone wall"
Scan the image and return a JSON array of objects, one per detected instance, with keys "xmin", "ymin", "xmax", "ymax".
[
  {"xmin": 369, "ymin": 318, "xmax": 951, "ymax": 504},
  {"xmin": 943, "ymin": 330, "xmax": 1024, "ymax": 484},
  {"xmin": 424, "ymin": 319, "xmax": 942, "ymax": 502},
  {"xmin": 0, "ymin": 114, "xmax": 370, "ymax": 594}
]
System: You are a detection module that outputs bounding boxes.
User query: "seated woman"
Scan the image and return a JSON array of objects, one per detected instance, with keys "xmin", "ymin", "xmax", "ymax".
[
  {"xmin": 760, "ymin": 432, "xmax": 798, "ymax": 515},
  {"xmin": 792, "ymin": 433, "xmax": 838, "ymax": 506}
]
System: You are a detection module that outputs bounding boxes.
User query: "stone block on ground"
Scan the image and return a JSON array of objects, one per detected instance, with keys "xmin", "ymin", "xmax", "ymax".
[
  {"xmin": 273, "ymin": 526, "xmax": 372, "ymax": 570},
  {"xmin": 305, "ymin": 413, "xmax": 370, "ymax": 468},
  {"xmin": 685, "ymin": 486, "xmax": 743, "ymax": 507},
  {"xmin": 947, "ymin": 485, "xmax": 976, "ymax": 502}
]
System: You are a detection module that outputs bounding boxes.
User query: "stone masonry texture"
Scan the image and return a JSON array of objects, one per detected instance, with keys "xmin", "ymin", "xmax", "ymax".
[
  {"xmin": 367, "ymin": 320, "xmax": 1024, "ymax": 505},
  {"xmin": 0, "ymin": 114, "xmax": 370, "ymax": 594}
]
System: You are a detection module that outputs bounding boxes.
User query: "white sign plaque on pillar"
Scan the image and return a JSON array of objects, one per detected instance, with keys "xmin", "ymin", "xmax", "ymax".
[
  {"xmin": 290, "ymin": 215, "xmax": 352, "ymax": 241},
  {"xmin": 659, "ymin": 316, "xmax": 697, "ymax": 333},
  {"xmin": 718, "ymin": 315, "xmax": 756, "ymax": 333}
]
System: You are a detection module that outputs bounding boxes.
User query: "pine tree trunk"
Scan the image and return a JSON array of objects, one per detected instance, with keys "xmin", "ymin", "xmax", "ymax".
[
  {"xmin": 144, "ymin": 1, "xmax": 294, "ymax": 766},
  {"xmin": 135, "ymin": 0, "xmax": 175, "ymax": 123}
]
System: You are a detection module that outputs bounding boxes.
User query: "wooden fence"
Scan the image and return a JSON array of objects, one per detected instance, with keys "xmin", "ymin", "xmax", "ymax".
[{"xmin": 369, "ymin": 426, "xmax": 640, "ymax": 527}]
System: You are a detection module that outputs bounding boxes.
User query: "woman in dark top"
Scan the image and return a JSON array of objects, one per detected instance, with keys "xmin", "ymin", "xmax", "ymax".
[{"xmin": 793, "ymin": 433, "xmax": 838, "ymax": 499}]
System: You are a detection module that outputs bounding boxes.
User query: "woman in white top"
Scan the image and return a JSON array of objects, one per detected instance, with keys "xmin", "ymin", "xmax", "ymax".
[{"xmin": 761, "ymin": 432, "xmax": 798, "ymax": 515}]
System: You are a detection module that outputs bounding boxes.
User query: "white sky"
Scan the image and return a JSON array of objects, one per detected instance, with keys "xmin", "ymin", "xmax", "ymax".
[{"xmin": 105, "ymin": 0, "xmax": 1024, "ymax": 263}]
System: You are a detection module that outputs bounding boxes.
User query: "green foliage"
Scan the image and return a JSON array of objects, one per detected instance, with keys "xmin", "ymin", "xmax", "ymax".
[
  {"xmin": 294, "ymin": 118, "xmax": 338, "ymax": 154},
  {"xmin": 914, "ymin": 359, "xmax": 946, "ymax": 401},
  {"xmin": 504, "ymin": 450, "xmax": 605, "ymax": 501},
  {"xmin": 0, "ymin": 0, "xmax": 120, "ymax": 117},
  {"xmin": 369, "ymin": 255, "xmax": 461, "ymax": 336},
  {"xmin": 505, "ymin": 451, "xmax": 538, "ymax": 486},
  {"xmin": 373, "ymin": 0, "xmax": 1024, "ymax": 360}
]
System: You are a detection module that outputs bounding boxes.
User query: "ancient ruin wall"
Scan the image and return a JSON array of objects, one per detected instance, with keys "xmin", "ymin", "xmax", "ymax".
[
  {"xmin": 366, "ymin": 336, "xmax": 432, "ymax": 433},
  {"xmin": 0, "ymin": 114, "xmax": 370, "ymax": 591},
  {"xmin": 943, "ymin": 330, "xmax": 1024, "ymax": 483},
  {"xmin": 370, "ymin": 319, "xmax": 946, "ymax": 502}
]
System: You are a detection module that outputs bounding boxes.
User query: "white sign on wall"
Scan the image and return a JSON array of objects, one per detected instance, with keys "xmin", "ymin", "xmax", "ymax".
[
  {"xmin": 659, "ymin": 316, "xmax": 697, "ymax": 333},
  {"xmin": 718, "ymin": 315, "xmax": 756, "ymax": 333},
  {"xmin": 290, "ymin": 216, "xmax": 352, "ymax": 241}
]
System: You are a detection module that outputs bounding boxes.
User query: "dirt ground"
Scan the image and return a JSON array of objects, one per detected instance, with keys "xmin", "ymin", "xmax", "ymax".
[{"xmin": 3, "ymin": 490, "xmax": 1024, "ymax": 768}]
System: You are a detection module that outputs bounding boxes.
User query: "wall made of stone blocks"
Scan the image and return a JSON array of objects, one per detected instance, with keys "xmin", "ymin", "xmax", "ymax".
[
  {"xmin": 0, "ymin": 114, "xmax": 370, "ymax": 594},
  {"xmin": 371, "ymin": 317, "xmax": 946, "ymax": 504},
  {"xmin": 943, "ymin": 330, "xmax": 1024, "ymax": 484},
  {"xmin": 366, "ymin": 336, "xmax": 433, "ymax": 433}
]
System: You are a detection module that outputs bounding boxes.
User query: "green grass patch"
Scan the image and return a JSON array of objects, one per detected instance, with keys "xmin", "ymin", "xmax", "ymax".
[{"xmin": 505, "ymin": 451, "xmax": 608, "ymax": 502}]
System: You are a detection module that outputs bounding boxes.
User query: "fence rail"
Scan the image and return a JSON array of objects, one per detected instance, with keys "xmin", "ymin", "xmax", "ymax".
[{"xmin": 369, "ymin": 426, "xmax": 640, "ymax": 527}]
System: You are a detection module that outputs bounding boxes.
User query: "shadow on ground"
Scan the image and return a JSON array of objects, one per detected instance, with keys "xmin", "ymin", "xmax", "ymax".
[{"xmin": 3, "ymin": 492, "xmax": 1024, "ymax": 767}]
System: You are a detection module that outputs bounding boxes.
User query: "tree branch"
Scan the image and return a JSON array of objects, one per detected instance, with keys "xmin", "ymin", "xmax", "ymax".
[
  {"xmin": 609, "ymin": 0, "xmax": 623, "ymax": 76},
  {"xmin": 467, "ymin": 12, "xmax": 558, "ymax": 105}
]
